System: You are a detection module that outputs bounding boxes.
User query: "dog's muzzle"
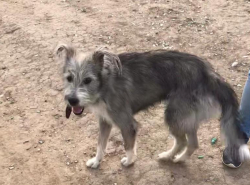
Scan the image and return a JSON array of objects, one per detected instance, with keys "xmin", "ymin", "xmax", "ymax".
[{"xmin": 66, "ymin": 105, "xmax": 84, "ymax": 119}]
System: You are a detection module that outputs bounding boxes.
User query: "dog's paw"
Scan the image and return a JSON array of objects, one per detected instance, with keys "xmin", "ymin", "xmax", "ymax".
[
  {"xmin": 158, "ymin": 151, "xmax": 174, "ymax": 160},
  {"xmin": 121, "ymin": 157, "xmax": 134, "ymax": 167},
  {"xmin": 172, "ymin": 154, "xmax": 187, "ymax": 163},
  {"xmin": 86, "ymin": 157, "xmax": 100, "ymax": 168}
]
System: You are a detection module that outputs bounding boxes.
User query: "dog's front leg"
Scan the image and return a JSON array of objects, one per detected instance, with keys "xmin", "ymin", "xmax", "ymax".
[
  {"xmin": 86, "ymin": 118, "xmax": 112, "ymax": 168},
  {"xmin": 120, "ymin": 120, "xmax": 138, "ymax": 167}
]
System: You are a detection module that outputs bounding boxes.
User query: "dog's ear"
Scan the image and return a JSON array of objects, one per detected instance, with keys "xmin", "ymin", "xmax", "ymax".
[
  {"xmin": 93, "ymin": 50, "xmax": 122, "ymax": 76},
  {"xmin": 54, "ymin": 43, "xmax": 75, "ymax": 62}
]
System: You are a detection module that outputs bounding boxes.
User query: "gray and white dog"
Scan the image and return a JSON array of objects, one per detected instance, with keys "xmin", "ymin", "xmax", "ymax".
[{"xmin": 55, "ymin": 43, "xmax": 250, "ymax": 168}]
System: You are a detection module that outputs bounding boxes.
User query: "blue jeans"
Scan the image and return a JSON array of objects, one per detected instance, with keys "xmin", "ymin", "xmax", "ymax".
[{"xmin": 239, "ymin": 70, "xmax": 250, "ymax": 143}]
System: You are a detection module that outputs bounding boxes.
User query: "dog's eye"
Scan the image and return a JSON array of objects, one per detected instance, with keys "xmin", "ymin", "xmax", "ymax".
[
  {"xmin": 83, "ymin": 77, "xmax": 92, "ymax": 85},
  {"xmin": 67, "ymin": 76, "xmax": 73, "ymax": 82}
]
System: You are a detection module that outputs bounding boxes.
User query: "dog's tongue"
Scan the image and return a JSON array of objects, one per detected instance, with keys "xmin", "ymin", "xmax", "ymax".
[
  {"xmin": 72, "ymin": 106, "xmax": 83, "ymax": 114},
  {"xmin": 66, "ymin": 105, "xmax": 72, "ymax": 119}
]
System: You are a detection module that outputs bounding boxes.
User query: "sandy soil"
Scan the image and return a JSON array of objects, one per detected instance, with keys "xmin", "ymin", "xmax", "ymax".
[{"xmin": 1, "ymin": 0, "xmax": 250, "ymax": 184}]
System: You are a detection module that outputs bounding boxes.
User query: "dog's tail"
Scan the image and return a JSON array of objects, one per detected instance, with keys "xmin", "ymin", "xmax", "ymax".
[{"xmin": 209, "ymin": 73, "xmax": 250, "ymax": 162}]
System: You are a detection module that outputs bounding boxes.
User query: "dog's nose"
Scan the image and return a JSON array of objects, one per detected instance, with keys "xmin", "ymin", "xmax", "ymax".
[{"xmin": 68, "ymin": 97, "xmax": 79, "ymax": 106}]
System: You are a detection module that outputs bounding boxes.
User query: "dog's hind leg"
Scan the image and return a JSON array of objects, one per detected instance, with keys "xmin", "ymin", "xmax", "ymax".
[
  {"xmin": 86, "ymin": 118, "xmax": 112, "ymax": 168},
  {"xmin": 158, "ymin": 132, "xmax": 187, "ymax": 160},
  {"xmin": 158, "ymin": 98, "xmax": 188, "ymax": 160},
  {"xmin": 173, "ymin": 131, "xmax": 198, "ymax": 163},
  {"xmin": 159, "ymin": 94, "xmax": 199, "ymax": 161}
]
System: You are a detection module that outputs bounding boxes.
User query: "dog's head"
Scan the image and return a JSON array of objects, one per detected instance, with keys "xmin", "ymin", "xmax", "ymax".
[{"xmin": 55, "ymin": 43, "xmax": 122, "ymax": 117}]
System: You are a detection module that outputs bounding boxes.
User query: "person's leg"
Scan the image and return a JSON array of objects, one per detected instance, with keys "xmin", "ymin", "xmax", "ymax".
[
  {"xmin": 239, "ymin": 70, "xmax": 250, "ymax": 143},
  {"xmin": 223, "ymin": 70, "xmax": 250, "ymax": 168}
]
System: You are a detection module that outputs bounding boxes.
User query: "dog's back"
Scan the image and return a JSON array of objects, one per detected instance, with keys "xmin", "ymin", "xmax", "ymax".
[{"xmin": 117, "ymin": 50, "xmax": 219, "ymax": 112}]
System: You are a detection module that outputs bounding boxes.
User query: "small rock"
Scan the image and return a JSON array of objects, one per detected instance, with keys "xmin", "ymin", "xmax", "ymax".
[
  {"xmin": 231, "ymin": 62, "xmax": 238, "ymax": 67},
  {"xmin": 81, "ymin": 8, "xmax": 87, "ymax": 12},
  {"xmin": 65, "ymin": 139, "xmax": 71, "ymax": 142},
  {"xmin": 208, "ymin": 155, "xmax": 214, "ymax": 158},
  {"xmin": 9, "ymin": 166, "xmax": 15, "ymax": 170},
  {"xmin": 38, "ymin": 140, "xmax": 44, "ymax": 144},
  {"xmin": 66, "ymin": 162, "xmax": 70, "ymax": 166},
  {"xmin": 23, "ymin": 140, "xmax": 29, "ymax": 144},
  {"xmin": 237, "ymin": 84, "xmax": 242, "ymax": 87},
  {"xmin": 50, "ymin": 90, "xmax": 58, "ymax": 96},
  {"xmin": 26, "ymin": 146, "xmax": 32, "ymax": 150},
  {"xmin": 74, "ymin": 160, "xmax": 78, "ymax": 163}
]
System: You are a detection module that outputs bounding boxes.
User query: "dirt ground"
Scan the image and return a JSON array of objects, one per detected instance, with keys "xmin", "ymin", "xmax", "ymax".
[{"xmin": 1, "ymin": 0, "xmax": 250, "ymax": 184}]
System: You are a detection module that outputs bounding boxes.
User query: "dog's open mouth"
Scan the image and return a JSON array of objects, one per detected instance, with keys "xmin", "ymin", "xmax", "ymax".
[
  {"xmin": 72, "ymin": 106, "xmax": 84, "ymax": 115},
  {"xmin": 66, "ymin": 105, "xmax": 84, "ymax": 119}
]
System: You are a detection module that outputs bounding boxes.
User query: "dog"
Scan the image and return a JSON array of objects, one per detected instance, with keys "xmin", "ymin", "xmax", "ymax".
[{"xmin": 55, "ymin": 43, "xmax": 250, "ymax": 168}]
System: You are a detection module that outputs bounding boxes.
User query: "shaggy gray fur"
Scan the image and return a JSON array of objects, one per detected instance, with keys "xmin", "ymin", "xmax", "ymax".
[{"xmin": 55, "ymin": 44, "xmax": 250, "ymax": 168}]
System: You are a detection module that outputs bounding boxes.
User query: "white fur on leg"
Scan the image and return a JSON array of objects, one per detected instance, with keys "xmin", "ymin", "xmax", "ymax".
[
  {"xmin": 158, "ymin": 138, "xmax": 178, "ymax": 160},
  {"xmin": 173, "ymin": 147, "xmax": 188, "ymax": 163},
  {"xmin": 239, "ymin": 144, "xmax": 250, "ymax": 161},
  {"xmin": 86, "ymin": 145, "xmax": 104, "ymax": 168},
  {"xmin": 86, "ymin": 157, "xmax": 100, "ymax": 168},
  {"xmin": 121, "ymin": 149, "xmax": 136, "ymax": 167}
]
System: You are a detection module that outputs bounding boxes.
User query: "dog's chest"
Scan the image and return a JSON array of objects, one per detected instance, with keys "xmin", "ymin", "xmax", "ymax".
[{"xmin": 88, "ymin": 102, "xmax": 114, "ymax": 125}]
